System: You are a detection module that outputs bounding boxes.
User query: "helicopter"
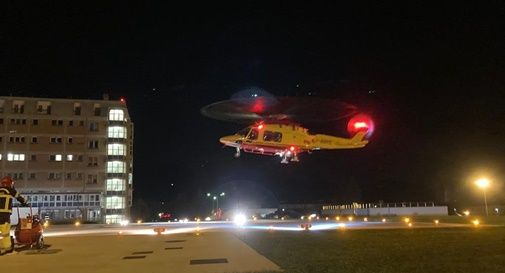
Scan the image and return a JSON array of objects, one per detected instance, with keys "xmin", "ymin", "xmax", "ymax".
[{"xmin": 201, "ymin": 94, "xmax": 374, "ymax": 163}]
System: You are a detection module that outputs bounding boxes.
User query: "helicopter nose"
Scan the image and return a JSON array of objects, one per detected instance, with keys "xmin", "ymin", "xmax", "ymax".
[{"xmin": 220, "ymin": 135, "xmax": 240, "ymax": 147}]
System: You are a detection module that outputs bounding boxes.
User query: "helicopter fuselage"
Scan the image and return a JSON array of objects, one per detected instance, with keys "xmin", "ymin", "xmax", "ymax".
[{"xmin": 219, "ymin": 123, "xmax": 368, "ymax": 163}]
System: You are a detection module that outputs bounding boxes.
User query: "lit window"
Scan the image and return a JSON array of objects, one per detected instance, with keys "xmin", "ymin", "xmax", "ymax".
[
  {"xmin": 105, "ymin": 214, "xmax": 124, "ymax": 224},
  {"xmin": 105, "ymin": 196, "xmax": 125, "ymax": 209},
  {"xmin": 106, "ymin": 178, "xmax": 126, "ymax": 191},
  {"xmin": 107, "ymin": 143, "xmax": 126, "ymax": 156},
  {"xmin": 109, "ymin": 109, "xmax": 124, "ymax": 121},
  {"xmin": 107, "ymin": 161, "xmax": 126, "ymax": 173},
  {"xmin": 7, "ymin": 153, "xmax": 25, "ymax": 161},
  {"xmin": 55, "ymin": 154, "xmax": 62, "ymax": 161},
  {"xmin": 107, "ymin": 126, "xmax": 127, "ymax": 138},
  {"xmin": 67, "ymin": 155, "xmax": 73, "ymax": 161}
]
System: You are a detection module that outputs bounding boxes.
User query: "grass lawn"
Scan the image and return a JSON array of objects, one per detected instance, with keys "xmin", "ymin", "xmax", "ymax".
[{"xmin": 239, "ymin": 226, "xmax": 505, "ymax": 273}]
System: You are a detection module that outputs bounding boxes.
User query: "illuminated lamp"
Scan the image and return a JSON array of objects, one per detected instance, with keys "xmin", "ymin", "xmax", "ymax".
[
  {"xmin": 257, "ymin": 124, "xmax": 264, "ymax": 130},
  {"xmin": 347, "ymin": 114, "xmax": 374, "ymax": 137},
  {"xmin": 289, "ymin": 146, "xmax": 295, "ymax": 152},
  {"xmin": 120, "ymin": 97, "xmax": 126, "ymax": 103}
]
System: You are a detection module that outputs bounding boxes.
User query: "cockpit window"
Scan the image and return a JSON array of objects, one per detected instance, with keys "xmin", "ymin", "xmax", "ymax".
[
  {"xmin": 263, "ymin": 131, "xmax": 282, "ymax": 142},
  {"xmin": 246, "ymin": 128, "xmax": 259, "ymax": 140},
  {"xmin": 236, "ymin": 127, "xmax": 251, "ymax": 136}
]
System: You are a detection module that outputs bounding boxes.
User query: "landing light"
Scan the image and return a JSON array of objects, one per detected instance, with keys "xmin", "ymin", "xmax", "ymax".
[{"xmin": 234, "ymin": 213, "xmax": 247, "ymax": 226}]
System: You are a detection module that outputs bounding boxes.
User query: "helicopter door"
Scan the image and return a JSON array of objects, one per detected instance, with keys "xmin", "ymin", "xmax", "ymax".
[{"xmin": 245, "ymin": 128, "xmax": 259, "ymax": 142}]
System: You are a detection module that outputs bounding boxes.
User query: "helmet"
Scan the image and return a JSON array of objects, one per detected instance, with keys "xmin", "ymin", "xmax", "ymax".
[{"xmin": 0, "ymin": 176, "xmax": 14, "ymax": 187}]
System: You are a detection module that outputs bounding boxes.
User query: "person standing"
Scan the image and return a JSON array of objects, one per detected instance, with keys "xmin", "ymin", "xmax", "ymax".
[{"xmin": 0, "ymin": 176, "xmax": 28, "ymax": 255}]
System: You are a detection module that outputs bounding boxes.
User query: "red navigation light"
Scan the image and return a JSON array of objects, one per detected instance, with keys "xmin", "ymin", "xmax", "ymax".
[
  {"xmin": 120, "ymin": 97, "xmax": 126, "ymax": 103},
  {"xmin": 347, "ymin": 114, "xmax": 374, "ymax": 137},
  {"xmin": 290, "ymin": 146, "xmax": 295, "ymax": 151},
  {"xmin": 257, "ymin": 124, "xmax": 264, "ymax": 130},
  {"xmin": 353, "ymin": 121, "xmax": 368, "ymax": 129}
]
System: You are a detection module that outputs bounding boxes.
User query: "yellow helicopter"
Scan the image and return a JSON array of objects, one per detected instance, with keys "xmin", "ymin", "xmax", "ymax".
[{"xmin": 202, "ymin": 95, "xmax": 374, "ymax": 163}]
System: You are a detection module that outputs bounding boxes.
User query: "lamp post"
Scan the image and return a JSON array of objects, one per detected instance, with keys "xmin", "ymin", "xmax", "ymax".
[
  {"xmin": 475, "ymin": 178, "xmax": 490, "ymax": 216},
  {"xmin": 206, "ymin": 192, "xmax": 225, "ymax": 215}
]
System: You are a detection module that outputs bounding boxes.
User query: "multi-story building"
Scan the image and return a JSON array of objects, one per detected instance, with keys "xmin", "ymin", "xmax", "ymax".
[{"xmin": 0, "ymin": 95, "xmax": 133, "ymax": 224}]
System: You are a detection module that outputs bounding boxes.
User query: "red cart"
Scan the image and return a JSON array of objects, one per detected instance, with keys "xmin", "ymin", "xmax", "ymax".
[{"xmin": 14, "ymin": 206, "xmax": 44, "ymax": 249}]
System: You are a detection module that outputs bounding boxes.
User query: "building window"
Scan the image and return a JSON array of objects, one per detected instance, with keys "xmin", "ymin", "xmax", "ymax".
[
  {"xmin": 79, "ymin": 120, "xmax": 84, "ymax": 126},
  {"xmin": 107, "ymin": 143, "xmax": 126, "ymax": 156},
  {"xmin": 88, "ymin": 157, "xmax": 98, "ymax": 166},
  {"xmin": 105, "ymin": 196, "xmax": 125, "ymax": 209},
  {"xmin": 7, "ymin": 153, "xmax": 25, "ymax": 161},
  {"xmin": 88, "ymin": 140, "xmax": 99, "ymax": 149},
  {"xmin": 31, "ymin": 137, "xmax": 38, "ymax": 143},
  {"xmin": 29, "ymin": 173, "xmax": 36, "ymax": 180},
  {"xmin": 108, "ymin": 126, "xmax": 127, "ymax": 138},
  {"xmin": 32, "ymin": 119, "xmax": 38, "ymax": 125},
  {"xmin": 89, "ymin": 122, "xmax": 99, "ymax": 132},
  {"xmin": 52, "ymin": 120, "xmax": 63, "ymax": 126},
  {"xmin": 94, "ymin": 104, "xmax": 101, "ymax": 116},
  {"xmin": 66, "ymin": 154, "xmax": 73, "ymax": 161},
  {"xmin": 68, "ymin": 120, "xmax": 74, "ymax": 127},
  {"xmin": 109, "ymin": 109, "xmax": 125, "ymax": 121},
  {"xmin": 50, "ymin": 154, "xmax": 62, "ymax": 161},
  {"xmin": 105, "ymin": 215, "xmax": 123, "ymax": 224},
  {"xmin": 68, "ymin": 137, "xmax": 73, "ymax": 144},
  {"xmin": 106, "ymin": 178, "xmax": 126, "ymax": 191},
  {"xmin": 9, "ymin": 136, "xmax": 25, "ymax": 143},
  {"xmin": 50, "ymin": 137, "xmax": 63, "ymax": 143},
  {"xmin": 73, "ymin": 103, "xmax": 81, "ymax": 115},
  {"xmin": 77, "ymin": 173, "xmax": 83, "ymax": 180},
  {"xmin": 87, "ymin": 175, "xmax": 98, "ymax": 184},
  {"xmin": 66, "ymin": 173, "xmax": 72, "ymax": 180},
  {"xmin": 107, "ymin": 161, "xmax": 126, "ymax": 173},
  {"xmin": 12, "ymin": 100, "xmax": 25, "ymax": 114},
  {"xmin": 30, "ymin": 154, "xmax": 36, "ymax": 161},
  {"xmin": 0, "ymin": 99, "xmax": 4, "ymax": 113},
  {"xmin": 36, "ymin": 101, "xmax": 51, "ymax": 114}
]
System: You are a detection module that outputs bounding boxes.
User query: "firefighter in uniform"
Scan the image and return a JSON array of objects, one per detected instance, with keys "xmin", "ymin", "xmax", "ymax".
[{"xmin": 0, "ymin": 176, "xmax": 28, "ymax": 255}]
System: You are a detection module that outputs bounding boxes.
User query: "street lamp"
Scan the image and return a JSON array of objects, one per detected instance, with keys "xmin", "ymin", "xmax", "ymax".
[
  {"xmin": 206, "ymin": 192, "xmax": 226, "ymax": 215},
  {"xmin": 475, "ymin": 178, "xmax": 490, "ymax": 216}
]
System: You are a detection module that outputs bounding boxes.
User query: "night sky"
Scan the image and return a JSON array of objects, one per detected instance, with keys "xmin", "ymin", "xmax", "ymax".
[{"xmin": 3, "ymin": 3, "xmax": 505, "ymax": 216}]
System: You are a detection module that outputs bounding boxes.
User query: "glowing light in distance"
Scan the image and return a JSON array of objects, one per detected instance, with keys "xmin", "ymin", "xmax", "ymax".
[
  {"xmin": 43, "ymin": 221, "xmax": 49, "ymax": 228},
  {"xmin": 463, "ymin": 210, "xmax": 470, "ymax": 216},
  {"xmin": 234, "ymin": 213, "xmax": 247, "ymax": 226},
  {"xmin": 257, "ymin": 124, "xmax": 264, "ymax": 130},
  {"xmin": 382, "ymin": 218, "xmax": 386, "ymax": 223},
  {"xmin": 472, "ymin": 219, "xmax": 480, "ymax": 226},
  {"xmin": 363, "ymin": 217, "xmax": 368, "ymax": 222},
  {"xmin": 74, "ymin": 221, "xmax": 81, "ymax": 227},
  {"xmin": 404, "ymin": 217, "xmax": 411, "ymax": 223},
  {"xmin": 120, "ymin": 220, "xmax": 129, "ymax": 226},
  {"xmin": 434, "ymin": 220, "xmax": 439, "ymax": 224},
  {"xmin": 336, "ymin": 216, "xmax": 340, "ymax": 221},
  {"xmin": 475, "ymin": 178, "xmax": 490, "ymax": 189},
  {"xmin": 205, "ymin": 217, "xmax": 212, "ymax": 221},
  {"xmin": 290, "ymin": 146, "xmax": 295, "ymax": 151},
  {"xmin": 408, "ymin": 223, "xmax": 412, "ymax": 227},
  {"xmin": 137, "ymin": 220, "xmax": 142, "ymax": 224},
  {"xmin": 348, "ymin": 216, "xmax": 353, "ymax": 221},
  {"xmin": 325, "ymin": 217, "xmax": 329, "ymax": 221},
  {"xmin": 338, "ymin": 223, "xmax": 346, "ymax": 229}
]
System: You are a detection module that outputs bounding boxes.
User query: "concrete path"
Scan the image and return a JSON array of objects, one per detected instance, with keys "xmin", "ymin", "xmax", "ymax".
[{"xmin": 3, "ymin": 232, "xmax": 281, "ymax": 273}]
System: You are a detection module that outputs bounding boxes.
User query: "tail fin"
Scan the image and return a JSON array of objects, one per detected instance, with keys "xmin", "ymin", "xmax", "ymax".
[{"xmin": 350, "ymin": 131, "xmax": 368, "ymax": 145}]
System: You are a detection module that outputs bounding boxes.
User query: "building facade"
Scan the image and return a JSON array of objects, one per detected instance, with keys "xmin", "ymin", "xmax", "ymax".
[{"xmin": 0, "ymin": 96, "xmax": 133, "ymax": 224}]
